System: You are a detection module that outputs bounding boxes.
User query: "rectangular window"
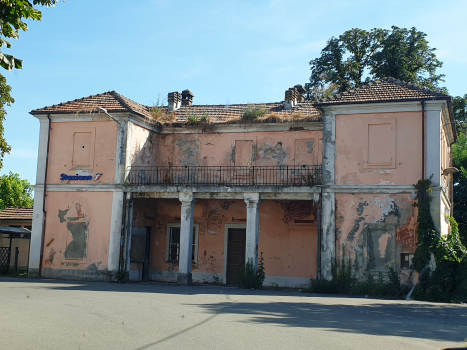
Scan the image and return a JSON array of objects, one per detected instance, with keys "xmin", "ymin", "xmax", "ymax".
[
  {"xmin": 401, "ymin": 253, "xmax": 414, "ymax": 269},
  {"xmin": 166, "ymin": 224, "xmax": 198, "ymax": 263}
]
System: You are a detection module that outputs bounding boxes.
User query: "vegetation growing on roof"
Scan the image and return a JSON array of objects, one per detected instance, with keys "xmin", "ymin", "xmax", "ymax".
[{"xmin": 242, "ymin": 106, "xmax": 267, "ymax": 120}]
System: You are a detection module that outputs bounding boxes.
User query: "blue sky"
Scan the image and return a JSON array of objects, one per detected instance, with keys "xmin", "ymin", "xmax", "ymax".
[{"xmin": 2, "ymin": 0, "xmax": 467, "ymax": 184}]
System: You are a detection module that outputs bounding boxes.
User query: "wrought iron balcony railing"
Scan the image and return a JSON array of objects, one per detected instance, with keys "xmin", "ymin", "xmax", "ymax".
[{"xmin": 126, "ymin": 165, "xmax": 322, "ymax": 187}]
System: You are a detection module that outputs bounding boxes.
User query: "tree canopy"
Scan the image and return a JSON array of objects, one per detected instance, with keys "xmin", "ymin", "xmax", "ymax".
[
  {"xmin": 0, "ymin": 1, "xmax": 58, "ymax": 171},
  {"xmin": 306, "ymin": 26, "xmax": 446, "ymax": 99},
  {"xmin": 453, "ymin": 132, "xmax": 467, "ymax": 245},
  {"xmin": 0, "ymin": 171, "xmax": 33, "ymax": 210}
]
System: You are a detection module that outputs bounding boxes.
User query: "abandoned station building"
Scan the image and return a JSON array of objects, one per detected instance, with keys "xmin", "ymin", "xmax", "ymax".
[{"xmin": 28, "ymin": 78, "xmax": 457, "ymax": 286}]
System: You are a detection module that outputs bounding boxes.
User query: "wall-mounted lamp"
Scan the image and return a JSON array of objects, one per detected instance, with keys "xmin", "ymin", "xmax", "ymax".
[{"xmin": 442, "ymin": 167, "xmax": 459, "ymax": 176}]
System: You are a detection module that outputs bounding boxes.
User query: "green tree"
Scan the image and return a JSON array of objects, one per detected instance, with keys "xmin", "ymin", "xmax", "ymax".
[
  {"xmin": 453, "ymin": 94, "xmax": 467, "ymax": 134},
  {"xmin": 0, "ymin": 172, "xmax": 33, "ymax": 210},
  {"xmin": 306, "ymin": 26, "xmax": 445, "ymax": 98},
  {"xmin": 453, "ymin": 132, "xmax": 467, "ymax": 245},
  {"xmin": 0, "ymin": 1, "xmax": 58, "ymax": 170}
]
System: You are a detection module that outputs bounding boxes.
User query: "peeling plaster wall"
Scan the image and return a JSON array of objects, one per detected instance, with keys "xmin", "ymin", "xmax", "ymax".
[
  {"xmin": 41, "ymin": 191, "xmax": 114, "ymax": 280},
  {"xmin": 132, "ymin": 198, "xmax": 318, "ymax": 284},
  {"xmin": 335, "ymin": 112, "xmax": 422, "ymax": 185},
  {"xmin": 46, "ymin": 121, "xmax": 118, "ymax": 185},
  {"xmin": 128, "ymin": 123, "xmax": 156, "ymax": 166},
  {"xmin": 153, "ymin": 130, "xmax": 323, "ymax": 167},
  {"xmin": 335, "ymin": 193, "xmax": 417, "ymax": 277}
]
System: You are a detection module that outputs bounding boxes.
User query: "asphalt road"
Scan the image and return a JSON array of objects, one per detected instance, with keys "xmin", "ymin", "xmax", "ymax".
[{"xmin": 0, "ymin": 278, "xmax": 466, "ymax": 350}]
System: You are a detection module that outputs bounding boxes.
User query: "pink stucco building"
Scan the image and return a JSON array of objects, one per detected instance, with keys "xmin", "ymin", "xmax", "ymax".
[{"xmin": 28, "ymin": 78, "xmax": 457, "ymax": 287}]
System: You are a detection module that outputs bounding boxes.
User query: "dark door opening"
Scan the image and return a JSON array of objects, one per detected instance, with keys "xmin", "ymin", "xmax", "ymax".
[{"xmin": 226, "ymin": 228, "xmax": 246, "ymax": 285}]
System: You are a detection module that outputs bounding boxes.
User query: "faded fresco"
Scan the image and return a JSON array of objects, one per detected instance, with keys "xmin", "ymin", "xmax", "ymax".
[{"xmin": 335, "ymin": 193, "xmax": 417, "ymax": 277}]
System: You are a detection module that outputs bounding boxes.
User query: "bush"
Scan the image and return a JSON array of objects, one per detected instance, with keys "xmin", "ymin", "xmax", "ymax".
[
  {"xmin": 237, "ymin": 253, "xmax": 265, "ymax": 289},
  {"xmin": 306, "ymin": 257, "xmax": 403, "ymax": 298},
  {"xmin": 242, "ymin": 107, "xmax": 267, "ymax": 120},
  {"xmin": 412, "ymin": 179, "xmax": 467, "ymax": 303}
]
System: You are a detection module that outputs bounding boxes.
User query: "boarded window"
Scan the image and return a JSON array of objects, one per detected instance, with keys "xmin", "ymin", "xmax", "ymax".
[
  {"xmin": 72, "ymin": 132, "xmax": 93, "ymax": 167},
  {"xmin": 130, "ymin": 227, "xmax": 147, "ymax": 262},
  {"xmin": 234, "ymin": 140, "xmax": 253, "ymax": 166},
  {"xmin": 364, "ymin": 119, "xmax": 395, "ymax": 168}
]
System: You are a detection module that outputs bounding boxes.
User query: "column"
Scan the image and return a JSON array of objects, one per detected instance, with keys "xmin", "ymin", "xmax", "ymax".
[
  {"xmin": 123, "ymin": 193, "xmax": 134, "ymax": 275},
  {"xmin": 244, "ymin": 193, "xmax": 262, "ymax": 269},
  {"xmin": 321, "ymin": 111, "xmax": 336, "ymax": 280},
  {"xmin": 178, "ymin": 192, "xmax": 196, "ymax": 285},
  {"xmin": 29, "ymin": 117, "xmax": 50, "ymax": 278}
]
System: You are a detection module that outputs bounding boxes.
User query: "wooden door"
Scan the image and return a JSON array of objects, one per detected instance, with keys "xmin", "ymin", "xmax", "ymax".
[{"xmin": 227, "ymin": 228, "xmax": 246, "ymax": 284}]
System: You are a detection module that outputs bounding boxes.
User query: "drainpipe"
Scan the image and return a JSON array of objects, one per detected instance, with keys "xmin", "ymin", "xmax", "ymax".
[
  {"xmin": 38, "ymin": 114, "xmax": 52, "ymax": 277},
  {"xmin": 421, "ymin": 101, "xmax": 425, "ymax": 180}
]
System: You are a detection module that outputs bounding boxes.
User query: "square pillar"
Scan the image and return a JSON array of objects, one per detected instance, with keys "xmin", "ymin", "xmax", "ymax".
[
  {"xmin": 320, "ymin": 191, "xmax": 335, "ymax": 280},
  {"xmin": 244, "ymin": 193, "xmax": 262, "ymax": 269},
  {"xmin": 178, "ymin": 192, "xmax": 196, "ymax": 285}
]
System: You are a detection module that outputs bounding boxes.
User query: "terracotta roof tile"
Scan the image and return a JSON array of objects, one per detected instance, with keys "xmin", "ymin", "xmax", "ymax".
[
  {"xmin": 30, "ymin": 78, "xmax": 447, "ymax": 125},
  {"xmin": 30, "ymin": 91, "xmax": 153, "ymax": 119},
  {"xmin": 316, "ymin": 77, "xmax": 449, "ymax": 105},
  {"xmin": 169, "ymin": 101, "xmax": 321, "ymax": 123},
  {"xmin": 0, "ymin": 207, "xmax": 33, "ymax": 220},
  {"xmin": 30, "ymin": 92, "xmax": 322, "ymax": 124}
]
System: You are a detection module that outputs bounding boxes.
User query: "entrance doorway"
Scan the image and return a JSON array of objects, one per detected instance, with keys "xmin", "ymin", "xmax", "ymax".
[{"xmin": 226, "ymin": 228, "xmax": 246, "ymax": 284}]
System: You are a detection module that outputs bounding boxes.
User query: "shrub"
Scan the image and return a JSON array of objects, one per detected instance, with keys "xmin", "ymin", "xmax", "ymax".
[
  {"xmin": 242, "ymin": 107, "xmax": 267, "ymax": 120},
  {"xmin": 237, "ymin": 253, "xmax": 265, "ymax": 289}
]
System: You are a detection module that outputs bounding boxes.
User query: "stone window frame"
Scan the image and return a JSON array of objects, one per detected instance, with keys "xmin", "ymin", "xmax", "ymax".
[{"xmin": 165, "ymin": 223, "xmax": 199, "ymax": 264}]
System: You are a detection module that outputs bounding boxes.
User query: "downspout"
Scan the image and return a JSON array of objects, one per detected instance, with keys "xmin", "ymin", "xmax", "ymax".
[
  {"xmin": 421, "ymin": 101, "xmax": 425, "ymax": 180},
  {"xmin": 38, "ymin": 114, "xmax": 52, "ymax": 277}
]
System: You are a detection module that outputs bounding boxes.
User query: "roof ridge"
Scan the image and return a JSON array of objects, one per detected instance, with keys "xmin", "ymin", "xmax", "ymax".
[
  {"xmin": 109, "ymin": 91, "xmax": 147, "ymax": 113},
  {"xmin": 382, "ymin": 77, "xmax": 448, "ymax": 97}
]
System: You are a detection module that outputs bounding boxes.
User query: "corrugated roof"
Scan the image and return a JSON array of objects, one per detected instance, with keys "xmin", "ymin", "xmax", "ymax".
[
  {"xmin": 315, "ymin": 77, "xmax": 449, "ymax": 105},
  {"xmin": 0, "ymin": 207, "xmax": 33, "ymax": 220}
]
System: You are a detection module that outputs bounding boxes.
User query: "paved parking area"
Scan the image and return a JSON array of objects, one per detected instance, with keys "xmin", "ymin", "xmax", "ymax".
[{"xmin": 0, "ymin": 278, "xmax": 466, "ymax": 350}]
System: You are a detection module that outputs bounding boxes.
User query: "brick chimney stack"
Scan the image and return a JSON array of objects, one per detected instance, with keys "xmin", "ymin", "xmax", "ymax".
[
  {"xmin": 181, "ymin": 89, "xmax": 194, "ymax": 106},
  {"xmin": 168, "ymin": 92, "xmax": 181, "ymax": 112},
  {"xmin": 284, "ymin": 87, "xmax": 297, "ymax": 110},
  {"xmin": 294, "ymin": 84, "xmax": 306, "ymax": 103}
]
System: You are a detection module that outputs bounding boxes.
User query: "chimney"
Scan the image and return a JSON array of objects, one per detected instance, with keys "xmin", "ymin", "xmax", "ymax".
[
  {"xmin": 168, "ymin": 91, "xmax": 181, "ymax": 111},
  {"xmin": 284, "ymin": 87, "xmax": 297, "ymax": 110},
  {"xmin": 181, "ymin": 89, "xmax": 194, "ymax": 106},
  {"xmin": 294, "ymin": 84, "xmax": 306, "ymax": 103}
]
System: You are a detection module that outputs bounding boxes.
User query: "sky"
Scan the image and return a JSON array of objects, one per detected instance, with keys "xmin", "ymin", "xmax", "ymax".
[{"xmin": 1, "ymin": 0, "xmax": 467, "ymax": 184}]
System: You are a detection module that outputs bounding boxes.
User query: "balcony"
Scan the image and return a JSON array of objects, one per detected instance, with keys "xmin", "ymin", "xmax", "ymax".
[{"xmin": 126, "ymin": 165, "xmax": 322, "ymax": 187}]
